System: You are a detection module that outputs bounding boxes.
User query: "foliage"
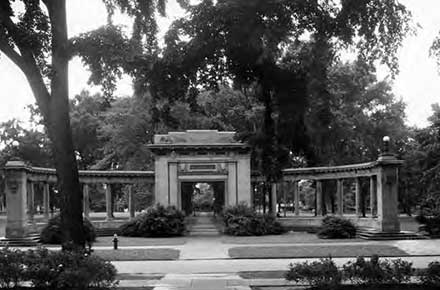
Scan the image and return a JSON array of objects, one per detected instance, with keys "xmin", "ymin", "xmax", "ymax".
[
  {"xmin": 415, "ymin": 214, "xmax": 440, "ymax": 236},
  {"xmin": 0, "ymin": 0, "xmax": 188, "ymax": 247},
  {"xmin": 119, "ymin": 204, "xmax": 186, "ymax": 237},
  {"xmin": 285, "ymin": 257, "xmax": 342, "ymax": 289},
  {"xmin": 0, "ymin": 119, "xmax": 52, "ymax": 167},
  {"xmin": 304, "ymin": 60, "xmax": 409, "ymax": 166},
  {"xmin": 285, "ymin": 255, "xmax": 415, "ymax": 289},
  {"xmin": 401, "ymin": 104, "xmax": 440, "ymax": 214},
  {"xmin": 317, "ymin": 216, "xmax": 357, "ymax": 239},
  {"xmin": 0, "ymin": 247, "xmax": 117, "ymax": 289},
  {"xmin": 154, "ymin": 0, "xmax": 413, "ymax": 182},
  {"xmin": 40, "ymin": 214, "xmax": 97, "ymax": 245},
  {"xmin": 222, "ymin": 203, "xmax": 285, "ymax": 236},
  {"xmin": 0, "ymin": 248, "xmax": 26, "ymax": 288},
  {"xmin": 343, "ymin": 255, "xmax": 413, "ymax": 285},
  {"xmin": 419, "ymin": 261, "xmax": 440, "ymax": 286}
]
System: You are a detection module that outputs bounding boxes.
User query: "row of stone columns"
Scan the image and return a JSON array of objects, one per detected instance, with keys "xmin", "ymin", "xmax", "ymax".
[
  {"xmin": 26, "ymin": 181, "xmax": 51, "ymax": 222},
  {"xmin": 278, "ymin": 176, "xmax": 378, "ymax": 217},
  {"xmin": 24, "ymin": 182, "xmax": 142, "ymax": 222},
  {"xmin": 82, "ymin": 183, "xmax": 136, "ymax": 221},
  {"xmin": 24, "ymin": 181, "xmax": 140, "ymax": 222}
]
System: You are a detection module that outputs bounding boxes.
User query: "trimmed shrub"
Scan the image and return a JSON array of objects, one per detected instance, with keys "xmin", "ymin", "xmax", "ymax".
[
  {"xmin": 40, "ymin": 214, "xmax": 97, "ymax": 244},
  {"xmin": 0, "ymin": 248, "xmax": 26, "ymax": 288},
  {"xmin": 119, "ymin": 204, "xmax": 186, "ymax": 237},
  {"xmin": 0, "ymin": 247, "xmax": 117, "ymax": 289},
  {"xmin": 419, "ymin": 261, "xmax": 440, "ymax": 286},
  {"xmin": 285, "ymin": 257, "xmax": 342, "ymax": 289},
  {"xmin": 343, "ymin": 255, "xmax": 413, "ymax": 285},
  {"xmin": 222, "ymin": 203, "xmax": 285, "ymax": 236},
  {"xmin": 317, "ymin": 216, "xmax": 357, "ymax": 239},
  {"xmin": 415, "ymin": 214, "xmax": 440, "ymax": 236}
]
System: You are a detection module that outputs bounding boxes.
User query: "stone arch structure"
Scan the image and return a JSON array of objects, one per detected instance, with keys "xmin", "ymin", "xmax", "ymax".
[{"xmin": 147, "ymin": 130, "xmax": 251, "ymax": 214}]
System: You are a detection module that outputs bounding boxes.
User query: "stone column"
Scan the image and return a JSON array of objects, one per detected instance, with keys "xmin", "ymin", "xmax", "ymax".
[
  {"xmin": 27, "ymin": 181, "xmax": 35, "ymax": 224},
  {"xmin": 168, "ymin": 162, "xmax": 178, "ymax": 207},
  {"xmin": 355, "ymin": 177, "xmax": 362, "ymax": 217},
  {"xmin": 316, "ymin": 180, "xmax": 323, "ymax": 216},
  {"xmin": 336, "ymin": 179, "xmax": 344, "ymax": 215},
  {"xmin": 4, "ymin": 160, "xmax": 35, "ymax": 238},
  {"xmin": 283, "ymin": 182, "xmax": 287, "ymax": 217},
  {"xmin": 370, "ymin": 176, "xmax": 376, "ymax": 217},
  {"xmin": 43, "ymin": 182, "xmax": 50, "ymax": 220},
  {"xmin": 293, "ymin": 181, "xmax": 300, "ymax": 216},
  {"xmin": 128, "ymin": 185, "xmax": 135, "ymax": 219},
  {"xmin": 104, "ymin": 183, "xmax": 113, "ymax": 221},
  {"xmin": 375, "ymin": 156, "xmax": 402, "ymax": 232},
  {"xmin": 83, "ymin": 184, "xmax": 90, "ymax": 219},
  {"xmin": 270, "ymin": 183, "xmax": 277, "ymax": 216},
  {"xmin": 227, "ymin": 162, "xmax": 238, "ymax": 206}
]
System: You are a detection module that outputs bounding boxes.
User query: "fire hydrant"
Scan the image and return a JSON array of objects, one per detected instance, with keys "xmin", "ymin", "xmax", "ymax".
[{"xmin": 113, "ymin": 233, "xmax": 118, "ymax": 250}]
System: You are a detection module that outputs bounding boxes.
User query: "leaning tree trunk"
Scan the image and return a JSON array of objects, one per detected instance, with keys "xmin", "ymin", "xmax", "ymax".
[{"xmin": 45, "ymin": 0, "xmax": 85, "ymax": 247}]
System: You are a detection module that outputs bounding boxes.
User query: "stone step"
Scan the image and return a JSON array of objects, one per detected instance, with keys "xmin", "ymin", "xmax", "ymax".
[
  {"xmin": 357, "ymin": 229, "xmax": 426, "ymax": 240},
  {"xmin": 188, "ymin": 231, "xmax": 220, "ymax": 236},
  {"xmin": 191, "ymin": 225, "xmax": 218, "ymax": 229},
  {"xmin": 190, "ymin": 229, "xmax": 218, "ymax": 233},
  {"xmin": 0, "ymin": 234, "xmax": 41, "ymax": 247}
]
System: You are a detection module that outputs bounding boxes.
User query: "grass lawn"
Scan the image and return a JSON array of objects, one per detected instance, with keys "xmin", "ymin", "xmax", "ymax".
[
  {"xmin": 94, "ymin": 248, "xmax": 180, "ymax": 260},
  {"xmin": 92, "ymin": 236, "xmax": 187, "ymax": 247},
  {"xmin": 117, "ymin": 274, "xmax": 164, "ymax": 280},
  {"xmin": 239, "ymin": 271, "xmax": 286, "ymax": 279},
  {"xmin": 223, "ymin": 232, "xmax": 366, "ymax": 244},
  {"xmin": 229, "ymin": 245, "xmax": 407, "ymax": 259}
]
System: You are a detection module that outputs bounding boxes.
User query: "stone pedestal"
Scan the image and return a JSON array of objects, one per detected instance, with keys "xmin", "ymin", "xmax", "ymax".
[
  {"xmin": 376, "ymin": 155, "xmax": 402, "ymax": 233},
  {"xmin": 4, "ymin": 160, "xmax": 37, "ymax": 238}
]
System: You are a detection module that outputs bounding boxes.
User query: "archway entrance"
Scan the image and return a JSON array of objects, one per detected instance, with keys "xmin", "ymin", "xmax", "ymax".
[
  {"xmin": 148, "ymin": 130, "xmax": 252, "ymax": 211},
  {"xmin": 181, "ymin": 181, "xmax": 225, "ymax": 216}
]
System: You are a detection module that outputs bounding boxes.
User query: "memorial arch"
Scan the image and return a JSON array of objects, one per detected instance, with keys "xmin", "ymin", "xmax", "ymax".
[{"xmin": 147, "ymin": 130, "xmax": 251, "ymax": 214}]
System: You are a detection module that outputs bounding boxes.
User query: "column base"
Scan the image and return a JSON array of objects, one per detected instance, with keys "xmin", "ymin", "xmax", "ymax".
[
  {"xmin": 357, "ymin": 228, "xmax": 425, "ymax": 240},
  {"xmin": 5, "ymin": 220, "xmax": 38, "ymax": 239}
]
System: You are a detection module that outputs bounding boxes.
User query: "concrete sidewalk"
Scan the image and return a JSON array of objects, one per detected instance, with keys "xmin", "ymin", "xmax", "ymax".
[{"xmin": 111, "ymin": 236, "xmax": 440, "ymax": 290}]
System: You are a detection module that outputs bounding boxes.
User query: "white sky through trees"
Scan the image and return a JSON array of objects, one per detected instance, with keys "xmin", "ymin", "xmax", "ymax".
[{"xmin": 0, "ymin": 0, "xmax": 439, "ymax": 128}]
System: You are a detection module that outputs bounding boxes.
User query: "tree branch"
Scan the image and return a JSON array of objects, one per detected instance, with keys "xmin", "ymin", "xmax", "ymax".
[
  {"xmin": 0, "ymin": 41, "xmax": 26, "ymax": 70},
  {"xmin": 0, "ymin": 2, "xmax": 51, "ymax": 117}
]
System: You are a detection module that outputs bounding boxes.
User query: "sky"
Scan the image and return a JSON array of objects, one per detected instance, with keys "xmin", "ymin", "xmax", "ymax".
[{"xmin": 0, "ymin": 0, "xmax": 439, "ymax": 128}]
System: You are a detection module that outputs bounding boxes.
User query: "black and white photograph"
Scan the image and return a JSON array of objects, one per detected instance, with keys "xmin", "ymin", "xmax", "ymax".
[{"xmin": 0, "ymin": 1, "xmax": 440, "ymax": 289}]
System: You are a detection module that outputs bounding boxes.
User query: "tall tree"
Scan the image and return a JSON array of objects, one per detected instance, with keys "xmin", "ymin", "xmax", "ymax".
[
  {"xmin": 0, "ymin": 0, "xmax": 186, "ymax": 247},
  {"xmin": 154, "ymin": 0, "xmax": 412, "ymax": 184}
]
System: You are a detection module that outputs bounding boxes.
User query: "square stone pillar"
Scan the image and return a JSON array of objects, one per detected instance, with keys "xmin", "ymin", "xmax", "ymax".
[
  {"xmin": 168, "ymin": 162, "xmax": 178, "ymax": 207},
  {"xmin": 227, "ymin": 162, "xmax": 237, "ymax": 206},
  {"xmin": 270, "ymin": 183, "xmax": 277, "ymax": 216},
  {"xmin": 154, "ymin": 157, "xmax": 169, "ymax": 206},
  {"xmin": 104, "ymin": 183, "xmax": 113, "ymax": 221},
  {"xmin": 237, "ymin": 156, "xmax": 251, "ymax": 205},
  {"xmin": 4, "ymin": 160, "xmax": 36, "ymax": 238},
  {"xmin": 83, "ymin": 184, "xmax": 90, "ymax": 219},
  {"xmin": 336, "ymin": 179, "xmax": 344, "ymax": 215},
  {"xmin": 27, "ymin": 181, "xmax": 35, "ymax": 224},
  {"xmin": 127, "ymin": 185, "xmax": 135, "ymax": 219},
  {"xmin": 355, "ymin": 177, "xmax": 362, "ymax": 217},
  {"xmin": 370, "ymin": 176, "xmax": 376, "ymax": 217},
  {"xmin": 376, "ymin": 157, "xmax": 402, "ymax": 232},
  {"xmin": 43, "ymin": 182, "xmax": 50, "ymax": 220},
  {"xmin": 293, "ymin": 181, "xmax": 300, "ymax": 216},
  {"xmin": 316, "ymin": 180, "xmax": 323, "ymax": 216}
]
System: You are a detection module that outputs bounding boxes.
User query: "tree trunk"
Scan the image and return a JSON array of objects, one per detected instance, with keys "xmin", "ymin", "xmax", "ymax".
[{"xmin": 46, "ymin": 0, "xmax": 85, "ymax": 247}]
